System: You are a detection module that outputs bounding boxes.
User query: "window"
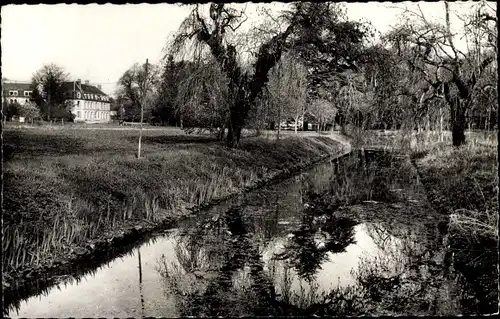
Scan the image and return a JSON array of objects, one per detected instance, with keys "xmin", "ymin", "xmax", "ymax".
[
  {"xmin": 77, "ymin": 100, "xmax": 80, "ymax": 107},
  {"xmin": 77, "ymin": 92, "xmax": 81, "ymax": 99},
  {"xmin": 10, "ymin": 99, "xmax": 13, "ymax": 103},
  {"xmin": 24, "ymin": 91, "xmax": 32, "ymax": 97},
  {"xmin": 77, "ymin": 111, "xmax": 81, "ymax": 118},
  {"xmin": 9, "ymin": 90, "xmax": 18, "ymax": 96}
]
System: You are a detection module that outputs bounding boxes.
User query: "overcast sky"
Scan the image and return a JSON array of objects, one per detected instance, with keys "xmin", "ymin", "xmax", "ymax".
[{"xmin": 1, "ymin": 2, "xmax": 486, "ymax": 96}]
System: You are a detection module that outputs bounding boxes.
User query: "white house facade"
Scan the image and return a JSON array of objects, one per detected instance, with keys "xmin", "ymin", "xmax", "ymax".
[
  {"xmin": 2, "ymin": 81, "xmax": 34, "ymax": 105},
  {"xmin": 63, "ymin": 79, "xmax": 111, "ymax": 123}
]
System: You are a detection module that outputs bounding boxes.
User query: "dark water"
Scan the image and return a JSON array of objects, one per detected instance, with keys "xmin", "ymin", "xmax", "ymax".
[{"xmin": 5, "ymin": 150, "xmax": 496, "ymax": 317}]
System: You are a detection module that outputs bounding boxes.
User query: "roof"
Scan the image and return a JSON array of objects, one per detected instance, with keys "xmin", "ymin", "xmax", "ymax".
[
  {"xmin": 61, "ymin": 81, "xmax": 110, "ymax": 101},
  {"xmin": 2, "ymin": 82, "xmax": 33, "ymax": 93},
  {"xmin": 61, "ymin": 82, "xmax": 107, "ymax": 95},
  {"xmin": 3, "ymin": 80, "xmax": 109, "ymax": 102}
]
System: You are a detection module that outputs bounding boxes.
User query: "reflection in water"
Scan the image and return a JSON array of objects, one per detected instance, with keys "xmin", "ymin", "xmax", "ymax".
[
  {"xmin": 6, "ymin": 150, "xmax": 493, "ymax": 317},
  {"xmin": 273, "ymin": 214, "xmax": 357, "ymax": 282},
  {"xmin": 153, "ymin": 151, "xmax": 463, "ymax": 316}
]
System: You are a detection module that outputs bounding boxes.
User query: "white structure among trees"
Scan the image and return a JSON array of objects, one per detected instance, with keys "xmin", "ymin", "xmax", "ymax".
[{"xmin": 63, "ymin": 79, "xmax": 112, "ymax": 123}]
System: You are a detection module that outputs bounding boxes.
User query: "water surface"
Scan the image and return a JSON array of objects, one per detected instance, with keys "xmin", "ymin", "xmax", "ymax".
[{"xmin": 7, "ymin": 150, "xmax": 477, "ymax": 316}]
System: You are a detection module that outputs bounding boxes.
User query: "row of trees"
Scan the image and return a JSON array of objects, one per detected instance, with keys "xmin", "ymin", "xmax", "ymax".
[{"xmin": 116, "ymin": 1, "xmax": 496, "ymax": 147}]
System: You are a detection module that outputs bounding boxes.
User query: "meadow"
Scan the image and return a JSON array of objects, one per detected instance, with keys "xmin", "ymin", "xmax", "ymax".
[{"xmin": 2, "ymin": 125, "xmax": 344, "ymax": 288}]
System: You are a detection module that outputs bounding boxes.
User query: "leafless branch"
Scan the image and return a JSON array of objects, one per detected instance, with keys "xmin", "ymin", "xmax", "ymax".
[{"xmin": 444, "ymin": 2, "xmax": 459, "ymax": 60}]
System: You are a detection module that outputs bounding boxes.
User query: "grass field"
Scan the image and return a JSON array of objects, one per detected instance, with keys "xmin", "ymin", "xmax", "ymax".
[{"xmin": 2, "ymin": 125, "xmax": 344, "ymax": 287}]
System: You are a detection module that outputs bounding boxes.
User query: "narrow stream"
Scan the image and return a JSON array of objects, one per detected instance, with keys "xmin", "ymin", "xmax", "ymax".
[{"xmin": 6, "ymin": 150, "xmax": 472, "ymax": 316}]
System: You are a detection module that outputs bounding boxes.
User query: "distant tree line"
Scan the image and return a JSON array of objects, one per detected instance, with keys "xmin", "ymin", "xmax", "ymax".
[{"xmin": 114, "ymin": 2, "xmax": 496, "ymax": 147}]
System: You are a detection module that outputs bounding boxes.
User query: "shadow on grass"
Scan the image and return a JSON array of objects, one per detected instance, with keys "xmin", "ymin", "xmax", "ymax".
[
  {"xmin": 3, "ymin": 130, "xmax": 221, "ymax": 162},
  {"xmin": 128, "ymin": 134, "xmax": 218, "ymax": 145},
  {"xmin": 3, "ymin": 131, "xmax": 85, "ymax": 161}
]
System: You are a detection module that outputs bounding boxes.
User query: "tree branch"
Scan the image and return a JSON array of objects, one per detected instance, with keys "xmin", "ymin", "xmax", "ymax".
[{"xmin": 444, "ymin": 2, "xmax": 459, "ymax": 60}]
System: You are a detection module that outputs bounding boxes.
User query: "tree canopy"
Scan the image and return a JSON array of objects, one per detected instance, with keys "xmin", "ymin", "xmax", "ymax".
[
  {"xmin": 167, "ymin": 2, "xmax": 372, "ymax": 147},
  {"xmin": 31, "ymin": 63, "xmax": 73, "ymax": 121}
]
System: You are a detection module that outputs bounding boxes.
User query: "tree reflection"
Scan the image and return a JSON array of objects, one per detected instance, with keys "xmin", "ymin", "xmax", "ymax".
[
  {"xmin": 157, "ymin": 207, "xmax": 282, "ymax": 316},
  {"xmin": 273, "ymin": 213, "xmax": 357, "ymax": 282},
  {"xmin": 155, "ymin": 149, "xmax": 475, "ymax": 316},
  {"xmin": 349, "ymin": 220, "xmax": 462, "ymax": 316}
]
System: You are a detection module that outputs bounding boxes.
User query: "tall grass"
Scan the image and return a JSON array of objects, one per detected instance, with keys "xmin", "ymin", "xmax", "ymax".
[
  {"xmin": 411, "ymin": 133, "xmax": 498, "ymax": 314},
  {"xmin": 2, "ymin": 128, "xmax": 343, "ymax": 278}
]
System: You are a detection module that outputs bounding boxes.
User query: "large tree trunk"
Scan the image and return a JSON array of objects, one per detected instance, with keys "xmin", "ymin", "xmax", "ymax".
[
  {"xmin": 443, "ymin": 82, "xmax": 467, "ymax": 147},
  {"xmin": 450, "ymin": 98, "xmax": 466, "ymax": 147},
  {"xmin": 226, "ymin": 105, "xmax": 245, "ymax": 148}
]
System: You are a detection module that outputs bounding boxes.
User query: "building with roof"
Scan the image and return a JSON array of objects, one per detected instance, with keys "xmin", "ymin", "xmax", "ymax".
[
  {"xmin": 3, "ymin": 79, "xmax": 112, "ymax": 123},
  {"xmin": 63, "ymin": 79, "xmax": 111, "ymax": 123},
  {"xmin": 2, "ymin": 81, "xmax": 35, "ymax": 105}
]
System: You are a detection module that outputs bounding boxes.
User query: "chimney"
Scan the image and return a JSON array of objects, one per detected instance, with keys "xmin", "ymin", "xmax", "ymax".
[
  {"xmin": 97, "ymin": 84, "xmax": 102, "ymax": 91},
  {"xmin": 85, "ymin": 80, "xmax": 89, "ymax": 85},
  {"xmin": 77, "ymin": 79, "xmax": 81, "ymax": 84}
]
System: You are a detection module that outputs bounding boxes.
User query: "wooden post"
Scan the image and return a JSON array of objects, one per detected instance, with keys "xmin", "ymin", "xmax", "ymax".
[
  {"xmin": 277, "ymin": 104, "xmax": 281, "ymax": 141},
  {"xmin": 138, "ymin": 58, "xmax": 148, "ymax": 159},
  {"xmin": 439, "ymin": 107, "xmax": 444, "ymax": 142}
]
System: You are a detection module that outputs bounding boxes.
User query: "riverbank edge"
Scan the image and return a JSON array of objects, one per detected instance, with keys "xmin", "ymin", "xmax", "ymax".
[
  {"xmin": 3, "ymin": 135, "xmax": 351, "ymax": 309},
  {"xmin": 408, "ymin": 145, "xmax": 499, "ymax": 314}
]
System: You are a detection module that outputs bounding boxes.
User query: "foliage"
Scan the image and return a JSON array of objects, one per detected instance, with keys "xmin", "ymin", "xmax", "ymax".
[
  {"xmin": 153, "ymin": 55, "xmax": 191, "ymax": 126},
  {"xmin": 2, "ymin": 100, "xmax": 21, "ymax": 120},
  {"xmin": 31, "ymin": 63, "xmax": 73, "ymax": 121},
  {"xmin": 17, "ymin": 102, "xmax": 41, "ymax": 121}
]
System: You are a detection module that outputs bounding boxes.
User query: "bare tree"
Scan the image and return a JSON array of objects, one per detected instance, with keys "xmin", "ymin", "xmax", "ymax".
[
  {"xmin": 117, "ymin": 60, "xmax": 160, "ymax": 158},
  {"xmin": 169, "ymin": 3, "xmax": 303, "ymax": 147},
  {"xmin": 169, "ymin": 3, "xmax": 368, "ymax": 148},
  {"xmin": 387, "ymin": 1, "xmax": 497, "ymax": 146},
  {"xmin": 310, "ymin": 98, "xmax": 337, "ymax": 133},
  {"xmin": 268, "ymin": 53, "xmax": 308, "ymax": 136}
]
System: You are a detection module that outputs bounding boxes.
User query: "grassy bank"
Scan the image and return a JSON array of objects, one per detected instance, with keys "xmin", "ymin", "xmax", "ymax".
[
  {"xmin": 410, "ymin": 137, "xmax": 498, "ymax": 314},
  {"xmin": 341, "ymin": 127, "xmax": 497, "ymax": 313},
  {"xmin": 2, "ymin": 127, "xmax": 344, "ymax": 289}
]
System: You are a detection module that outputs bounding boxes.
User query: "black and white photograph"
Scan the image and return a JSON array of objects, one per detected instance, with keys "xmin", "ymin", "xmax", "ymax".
[{"xmin": 2, "ymin": 1, "xmax": 498, "ymax": 317}]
